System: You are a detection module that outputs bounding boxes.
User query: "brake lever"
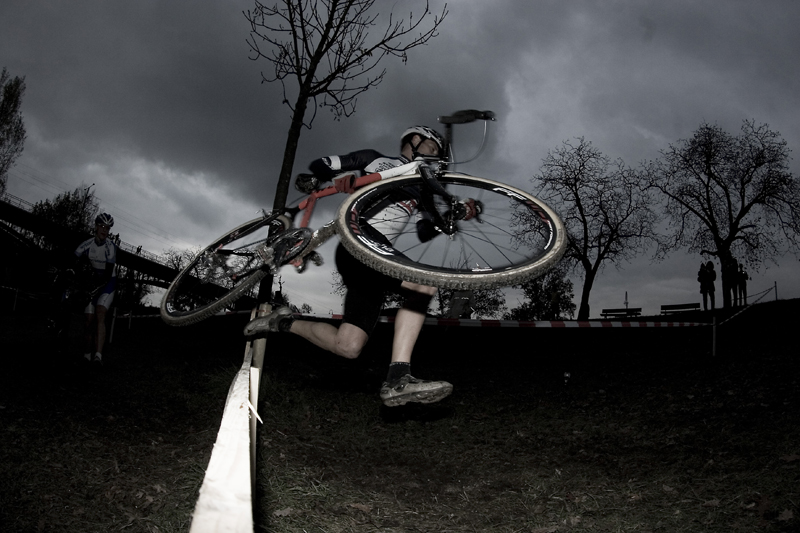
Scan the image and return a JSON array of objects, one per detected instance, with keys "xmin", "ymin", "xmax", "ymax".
[{"xmin": 419, "ymin": 164, "xmax": 452, "ymax": 201}]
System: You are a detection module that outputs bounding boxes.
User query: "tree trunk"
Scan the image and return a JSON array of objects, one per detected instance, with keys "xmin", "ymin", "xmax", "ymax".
[
  {"xmin": 272, "ymin": 96, "xmax": 309, "ymax": 213},
  {"xmin": 719, "ymin": 251, "xmax": 735, "ymax": 309},
  {"xmin": 577, "ymin": 269, "xmax": 596, "ymax": 321},
  {"xmin": 259, "ymin": 95, "xmax": 310, "ymax": 304}
]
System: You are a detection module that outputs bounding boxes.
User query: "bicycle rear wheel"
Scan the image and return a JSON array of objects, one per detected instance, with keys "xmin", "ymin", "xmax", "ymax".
[
  {"xmin": 335, "ymin": 173, "xmax": 566, "ymax": 290},
  {"xmin": 160, "ymin": 214, "xmax": 299, "ymax": 326}
]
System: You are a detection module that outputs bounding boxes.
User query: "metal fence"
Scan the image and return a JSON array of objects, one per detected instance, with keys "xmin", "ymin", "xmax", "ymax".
[{"xmin": 0, "ymin": 192, "xmax": 170, "ymax": 267}]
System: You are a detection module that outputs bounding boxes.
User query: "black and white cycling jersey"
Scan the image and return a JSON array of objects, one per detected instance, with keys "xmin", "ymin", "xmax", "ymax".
[
  {"xmin": 308, "ymin": 149, "xmax": 424, "ymax": 243},
  {"xmin": 309, "ymin": 149, "xmax": 410, "ymax": 179}
]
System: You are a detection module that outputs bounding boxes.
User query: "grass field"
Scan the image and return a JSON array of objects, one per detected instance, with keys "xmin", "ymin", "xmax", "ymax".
[{"xmin": 1, "ymin": 299, "xmax": 798, "ymax": 532}]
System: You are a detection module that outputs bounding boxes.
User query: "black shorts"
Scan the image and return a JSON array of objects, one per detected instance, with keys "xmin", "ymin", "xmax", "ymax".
[{"xmin": 335, "ymin": 243, "xmax": 402, "ymax": 335}]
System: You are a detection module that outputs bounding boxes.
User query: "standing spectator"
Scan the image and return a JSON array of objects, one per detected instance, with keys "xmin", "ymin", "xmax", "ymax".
[
  {"xmin": 699, "ymin": 260, "xmax": 716, "ymax": 311},
  {"xmin": 738, "ymin": 264, "xmax": 749, "ymax": 306},
  {"xmin": 698, "ymin": 262, "xmax": 708, "ymax": 311}
]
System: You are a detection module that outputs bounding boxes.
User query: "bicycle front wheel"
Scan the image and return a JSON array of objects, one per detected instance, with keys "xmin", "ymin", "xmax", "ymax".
[
  {"xmin": 335, "ymin": 173, "xmax": 566, "ymax": 290},
  {"xmin": 160, "ymin": 214, "xmax": 290, "ymax": 326}
]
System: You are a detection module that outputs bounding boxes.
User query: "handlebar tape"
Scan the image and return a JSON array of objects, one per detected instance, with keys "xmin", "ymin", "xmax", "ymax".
[{"xmin": 438, "ymin": 109, "xmax": 496, "ymax": 124}]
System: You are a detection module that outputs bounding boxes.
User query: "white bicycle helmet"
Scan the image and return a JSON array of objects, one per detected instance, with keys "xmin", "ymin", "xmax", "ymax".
[
  {"xmin": 95, "ymin": 213, "xmax": 114, "ymax": 227},
  {"xmin": 401, "ymin": 126, "xmax": 445, "ymax": 153}
]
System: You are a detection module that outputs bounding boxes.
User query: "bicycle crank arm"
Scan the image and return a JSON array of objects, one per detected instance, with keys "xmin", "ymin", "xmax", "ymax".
[{"xmin": 289, "ymin": 221, "xmax": 337, "ymax": 272}]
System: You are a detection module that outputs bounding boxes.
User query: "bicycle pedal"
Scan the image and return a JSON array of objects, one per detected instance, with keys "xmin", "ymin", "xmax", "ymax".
[
  {"xmin": 309, "ymin": 252, "xmax": 324, "ymax": 266},
  {"xmin": 292, "ymin": 252, "xmax": 323, "ymax": 273}
]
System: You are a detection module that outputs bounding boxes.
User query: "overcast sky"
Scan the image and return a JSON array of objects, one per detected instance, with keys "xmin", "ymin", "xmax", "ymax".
[{"xmin": 3, "ymin": 0, "xmax": 799, "ymax": 316}]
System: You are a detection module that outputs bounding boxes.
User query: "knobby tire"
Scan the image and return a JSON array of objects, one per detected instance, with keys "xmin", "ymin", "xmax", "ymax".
[
  {"xmin": 335, "ymin": 173, "xmax": 566, "ymax": 290},
  {"xmin": 160, "ymin": 214, "xmax": 291, "ymax": 326}
]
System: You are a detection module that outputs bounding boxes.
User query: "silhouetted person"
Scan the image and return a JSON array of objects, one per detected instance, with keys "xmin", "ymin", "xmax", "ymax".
[
  {"xmin": 698, "ymin": 260, "xmax": 716, "ymax": 311},
  {"xmin": 731, "ymin": 259, "xmax": 740, "ymax": 306},
  {"xmin": 737, "ymin": 264, "xmax": 749, "ymax": 306},
  {"xmin": 698, "ymin": 262, "xmax": 707, "ymax": 310}
]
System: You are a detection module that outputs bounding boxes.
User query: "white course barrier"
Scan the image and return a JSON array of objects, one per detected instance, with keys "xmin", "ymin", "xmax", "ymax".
[{"xmin": 189, "ymin": 306, "xmax": 270, "ymax": 533}]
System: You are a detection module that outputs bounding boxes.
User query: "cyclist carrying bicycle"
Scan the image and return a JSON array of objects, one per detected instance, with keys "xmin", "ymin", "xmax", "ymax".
[
  {"xmin": 245, "ymin": 126, "xmax": 454, "ymax": 407},
  {"xmin": 73, "ymin": 212, "xmax": 117, "ymax": 364}
]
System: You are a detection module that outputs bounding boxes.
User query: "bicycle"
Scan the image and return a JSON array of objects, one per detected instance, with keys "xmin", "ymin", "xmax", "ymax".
[
  {"xmin": 45, "ymin": 263, "xmax": 108, "ymax": 350},
  {"xmin": 160, "ymin": 110, "xmax": 567, "ymax": 326}
]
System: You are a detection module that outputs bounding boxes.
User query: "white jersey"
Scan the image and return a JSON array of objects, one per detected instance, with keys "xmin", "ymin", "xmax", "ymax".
[
  {"xmin": 75, "ymin": 237, "xmax": 117, "ymax": 277},
  {"xmin": 309, "ymin": 149, "xmax": 419, "ymax": 243}
]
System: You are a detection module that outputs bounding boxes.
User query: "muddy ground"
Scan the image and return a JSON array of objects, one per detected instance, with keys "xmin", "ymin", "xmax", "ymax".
[{"xmin": 1, "ymin": 299, "xmax": 797, "ymax": 532}]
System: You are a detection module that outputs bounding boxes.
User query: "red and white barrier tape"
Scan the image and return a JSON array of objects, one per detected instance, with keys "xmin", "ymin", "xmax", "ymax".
[
  {"xmin": 390, "ymin": 317, "xmax": 710, "ymax": 328},
  {"xmin": 117, "ymin": 311, "xmax": 710, "ymax": 327}
]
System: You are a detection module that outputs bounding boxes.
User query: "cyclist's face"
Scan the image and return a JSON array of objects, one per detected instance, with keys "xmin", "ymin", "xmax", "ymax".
[
  {"xmin": 417, "ymin": 138, "xmax": 440, "ymax": 157},
  {"xmin": 403, "ymin": 135, "xmax": 440, "ymax": 159},
  {"xmin": 95, "ymin": 223, "xmax": 110, "ymax": 241}
]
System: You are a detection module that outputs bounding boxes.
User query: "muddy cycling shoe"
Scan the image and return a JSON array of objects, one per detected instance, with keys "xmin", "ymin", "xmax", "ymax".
[
  {"xmin": 379, "ymin": 374, "xmax": 453, "ymax": 407},
  {"xmin": 243, "ymin": 306, "xmax": 293, "ymax": 335}
]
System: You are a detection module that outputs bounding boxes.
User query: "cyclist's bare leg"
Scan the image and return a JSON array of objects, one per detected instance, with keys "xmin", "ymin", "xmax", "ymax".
[
  {"xmin": 289, "ymin": 320, "xmax": 368, "ymax": 360},
  {"xmin": 84, "ymin": 312, "xmax": 95, "ymax": 354},
  {"xmin": 95, "ymin": 305, "xmax": 108, "ymax": 355},
  {"xmin": 379, "ymin": 281, "xmax": 451, "ymax": 407},
  {"xmin": 287, "ymin": 282, "xmax": 434, "ymax": 361},
  {"xmin": 390, "ymin": 282, "xmax": 437, "ymax": 364}
]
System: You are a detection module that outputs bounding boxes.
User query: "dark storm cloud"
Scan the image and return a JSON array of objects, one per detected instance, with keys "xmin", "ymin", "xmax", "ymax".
[
  {"xmin": 2, "ymin": 1, "xmax": 284, "ymax": 191},
  {"xmin": 3, "ymin": 0, "xmax": 799, "ymax": 312}
]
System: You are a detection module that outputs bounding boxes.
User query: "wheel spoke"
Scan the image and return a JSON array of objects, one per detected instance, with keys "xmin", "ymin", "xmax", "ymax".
[
  {"xmin": 337, "ymin": 174, "xmax": 565, "ymax": 289},
  {"xmin": 161, "ymin": 215, "xmax": 288, "ymax": 325}
]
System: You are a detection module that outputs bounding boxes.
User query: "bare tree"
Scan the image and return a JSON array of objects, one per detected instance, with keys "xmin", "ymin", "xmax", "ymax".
[
  {"xmin": 162, "ymin": 247, "xmax": 200, "ymax": 272},
  {"xmin": 530, "ymin": 138, "xmax": 657, "ymax": 320},
  {"xmin": 0, "ymin": 67, "xmax": 27, "ymax": 197},
  {"xmin": 504, "ymin": 262, "xmax": 576, "ymax": 321},
  {"xmin": 29, "ymin": 186, "xmax": 99, "ymax": 250},
  {"xmin": 644, "ymin": 120, "xmax": 800, "ymax": 308},
  {"xmin": 245, "ymin": 0, "xmax": 448, "ymax": 212}
]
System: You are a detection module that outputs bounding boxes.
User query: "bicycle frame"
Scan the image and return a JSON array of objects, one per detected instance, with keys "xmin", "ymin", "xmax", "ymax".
[{"xmin": 291, "ymin": 160, "xmax": 426, "ymax": 229}]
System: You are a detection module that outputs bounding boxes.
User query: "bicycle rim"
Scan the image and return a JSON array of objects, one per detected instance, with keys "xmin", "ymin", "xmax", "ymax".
[
  {"xmin": 335, "ymin": 173, "xmax": 566, "ymax": 290},
  {"xmin": 160, "ymin": 215, "xmax": 287, "ymax": 326}
]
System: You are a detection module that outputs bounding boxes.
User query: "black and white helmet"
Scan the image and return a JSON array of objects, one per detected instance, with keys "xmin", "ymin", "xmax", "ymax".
[
  {"xmin": 95, "ymin": 213, "xmax": 114, "ymax": 227},
  {"xmin": 401, "ymin": 126, "xmax": 445, "ymax": 153}
]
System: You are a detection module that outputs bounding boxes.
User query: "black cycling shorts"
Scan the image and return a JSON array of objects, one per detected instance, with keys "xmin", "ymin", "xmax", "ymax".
[{"xmin": 335, "ymin": 243, "xmax": 402, "ymax": 335}]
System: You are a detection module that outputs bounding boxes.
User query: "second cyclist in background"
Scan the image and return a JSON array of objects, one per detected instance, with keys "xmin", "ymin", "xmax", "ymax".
[
  {"xmin": 245, "ymin": 126, "xmax": 453, "ymax": 407},
  {"xmin": 73, "ymin": 213, "xmax": 118, "ymax": 365}
]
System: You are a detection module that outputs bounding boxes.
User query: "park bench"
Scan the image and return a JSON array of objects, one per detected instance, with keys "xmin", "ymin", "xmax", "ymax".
[
  {"xmin": 660, "ymin": 302, "xmax": 701, "ymax": 314},
  {"xmin": 600, "ymin": 307, "xmax": 642, "ymax": 319}
]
